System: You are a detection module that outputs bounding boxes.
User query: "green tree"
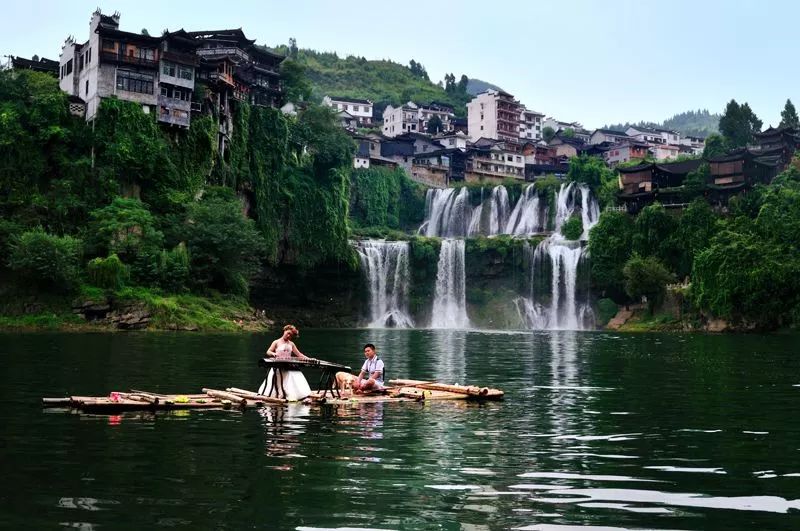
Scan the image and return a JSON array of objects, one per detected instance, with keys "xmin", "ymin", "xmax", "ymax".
[
  {"xmin": 280, "ymin": 59, "xmax": 312, "ymax": 103},
  {"xmin": 561, "ymin": 127, "xmax": 575, "ymax": 138},
  {"xmin": 702, "ymin": 133, "xmax": 728, "ymax": 159},
  {"xmin": 427, "ymin": 115, "xmax": 443, "ymax": 135},
  {"xmin": 86, "ymin": 197, "xmax": 164, "ymax": 263},
  {"xmin": 567, "ymin": 153, "xmax": 614, "ymax": 189},
  {"xmin": 8, "ymin": 229, "xmax": 83, "ymax": 292},
  {"xmin": 779, "ymin": 99, "xmax": 799, "ymax": 129},
  {"xmin": 718, "ymin": 99, "xmax": 762, "ymax": 148},
  {"xmin": 674, "ymin": 198, "xmax": 718, "ymax": 278},
  {"xmin": 542, "ymin": 126, "xmax": 556, "ymax": 142},
  {"xmin": 623, "ymin": 254, "xmax": 675, "ymax": 314},
  {"xmin": 682, "ymin": 163, "xmax": 709, "ymax": 200},
  {"xmin": 87, "ymin": 253, "xmax": 129, "ymax": 290},
  {"xmin": 691, "ymin": 227, "xmax": 797, "ymax": 328},
  {"xmin": 632, "ymin": 202, "xmax": 678, "ymax": 270},
  {"xmin": 457, "ymin": 75, "xmax": 469, "ymax": 94},
  {"xmin": 588, "ymin": 211, "xmax": 635, "ymax": 301},
  {"xmin": 182, "ymin": 187, "xmax": 266, "ymax": 296}
]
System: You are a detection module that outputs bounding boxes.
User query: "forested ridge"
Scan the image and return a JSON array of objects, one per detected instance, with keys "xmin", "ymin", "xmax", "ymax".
[{"xmin": 0, "ymin": 68, "xmax": 425, "ymax": 329}]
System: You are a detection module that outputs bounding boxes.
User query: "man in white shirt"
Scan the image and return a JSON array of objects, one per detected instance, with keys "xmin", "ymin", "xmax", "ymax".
[{"xmin": 352, "ymin": 343, "xmax": 384, "ymax": 394}]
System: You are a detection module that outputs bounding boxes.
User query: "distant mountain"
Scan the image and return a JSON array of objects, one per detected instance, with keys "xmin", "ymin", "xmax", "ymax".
[
  {"xmin": 466, "ymin": 78, "xmax": 504, "ymax": 96},
  {"xmin": 605, "ymin": 110, "xmax": 720, "ymax": 138}
]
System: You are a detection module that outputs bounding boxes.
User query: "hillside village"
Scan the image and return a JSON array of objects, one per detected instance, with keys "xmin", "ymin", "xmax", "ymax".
[{"xmin": 7, "ymin": 8, "xmax": 800, "ymax": 217}]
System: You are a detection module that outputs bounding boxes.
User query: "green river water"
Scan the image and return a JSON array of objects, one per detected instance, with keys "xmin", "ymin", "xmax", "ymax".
[{"xmin": 1, "ymin": 330, "xmax": 799, "ymax": 530}]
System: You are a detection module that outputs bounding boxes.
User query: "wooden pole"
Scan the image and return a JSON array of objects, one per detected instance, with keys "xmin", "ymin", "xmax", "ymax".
[
  {"xmin": 225, "ymin": 387, "xmax": 287, "ymax": 405},
  {"xmin": 202, "ymin": 388, "xmax": 247, "ymax": 408},
  {"xmin": 389, "ymin": 379, "xmax": 490, "ymax": 397}
]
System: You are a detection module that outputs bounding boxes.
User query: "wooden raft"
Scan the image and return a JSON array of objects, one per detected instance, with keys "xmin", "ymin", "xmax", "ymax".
[{"xmin": 42, "ymin": 380, "xmax": 503, "ymax": 413}]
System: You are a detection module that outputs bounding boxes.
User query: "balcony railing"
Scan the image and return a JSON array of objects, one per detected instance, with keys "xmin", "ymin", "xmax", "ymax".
[
  {"xmin": 101, "ymin": 51, "xmax": 157, "ymax": 69},
  {"xmin": 158, "ymin": 95, "xmax": 191, "ymax": 111},
  {"xmin": 208, "ymin": 71, "xmax": 234, "ymax": 86},
  {"xmin": 162, "ymin": 50, "xmax": 199, "ymax": 66},
  {"xmin": 196, "ymin": 47, "xmax": 249, "ymax": 62}
]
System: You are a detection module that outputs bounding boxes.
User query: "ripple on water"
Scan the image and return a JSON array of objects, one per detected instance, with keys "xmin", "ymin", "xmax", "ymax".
[{"xmin": 530, "ymin": 488, "xmax": 800, "ymax": 513}]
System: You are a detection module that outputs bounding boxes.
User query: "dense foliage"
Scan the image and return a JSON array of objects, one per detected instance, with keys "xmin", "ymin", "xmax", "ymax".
[
  {"xmin": 0, "ymin": 68, "xmax": 357, "ymax": 306},
  {"xmin": 691, "ymin": 172, "xmax": 800, "ymax": 328},
  {"xmin": 590, "ymin": 163, "xmax": 800, "ymax": 329},
  {"xmin": 350, "ymin": 166, "xmax": 425, "ymax": 230},
  {"xmin": 8, "ymin": 229, "xmax": 83, "ymax": 292},
  {"xmin": 561, "ymin": 217, "xmax": 583, "ymax": 240}
]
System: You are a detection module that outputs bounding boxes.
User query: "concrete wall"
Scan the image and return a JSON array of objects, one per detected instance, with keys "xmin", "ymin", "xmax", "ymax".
[
  {"xmin": 410, "ymin": 165, "xmax": 448, "ymax": 187},
  {"xmin": 467, "ymin": 92, "xmax": 498, "ymax": 141}
]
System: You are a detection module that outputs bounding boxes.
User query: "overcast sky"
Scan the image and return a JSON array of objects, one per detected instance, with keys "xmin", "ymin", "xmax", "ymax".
[{"xmin": 1, "ymin": 0, "xmax": 795, "ymax": 128}]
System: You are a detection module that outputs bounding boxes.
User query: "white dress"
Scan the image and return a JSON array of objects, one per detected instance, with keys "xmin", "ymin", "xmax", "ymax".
[{"xmin": 258, "ymin": 341, "xmax": 312, "ymax": 401}]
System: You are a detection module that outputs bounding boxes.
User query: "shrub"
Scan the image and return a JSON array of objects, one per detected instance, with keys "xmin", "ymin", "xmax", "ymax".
[
  {"xmin": 8, "ymin": 229, "xmax": 83, "ymax": 291},
  {"xmin": 561, "ymin": 217, "xmax": 583, "ymax": 240},
  {"xmin": 159, "ymin": 243, "xmax": 190, "ymax": 293},
  {"xmin": 596, "ymin": 298, "xmax": 619, "ymax": 326},
  {"xmin": 623, "ymin": 254, "xmax": 675, "ymax": 314},
  {"xmin": 87, "ymin": 253, "xmax": 129, "ymax": 290}
]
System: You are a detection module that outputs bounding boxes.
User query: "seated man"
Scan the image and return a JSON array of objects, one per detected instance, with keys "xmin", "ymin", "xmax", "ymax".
[{"xmin": 352, "ymin": 343, "xmax": 384, "ymax": 394}]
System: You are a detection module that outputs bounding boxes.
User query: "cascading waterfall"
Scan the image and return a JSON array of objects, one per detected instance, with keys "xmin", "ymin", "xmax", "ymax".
[
  {"xmin": 431, "ymin": 239, "xmax": 470, "ymax": 328},
  {"xmin": 420, "ymin": 187, "xmax": 473, "ymax": 237},
  {"xmin": 468, "ymin": 185, "xmax": 510, "ymax": 236},
  {"xmin": 506, "ymin": 184, "xmax": 549, "ymax": 235},
  {"xmin": 515, "ymin": 183, "xmax": 597, "ymax": 330},
  {"xmin": 355, "ymin": 240, "xmax": 414, "ymax": 328},
  {"xmin": 416, "ymin": 182, "xmax": 598, "ymax": 330},
  {"xmin": 421, "ymin": 185, "xmax": 532, "ymax": 237}
]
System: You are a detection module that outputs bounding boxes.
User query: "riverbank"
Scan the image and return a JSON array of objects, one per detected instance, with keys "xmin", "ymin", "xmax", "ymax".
[{"xmin": 0, "ymin": 286, "xmax": 272, "ymax": 333}]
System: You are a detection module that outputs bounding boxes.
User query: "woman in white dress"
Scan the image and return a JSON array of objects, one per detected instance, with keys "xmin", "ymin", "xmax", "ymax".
[{"xmin": 258, "ymin": 324, "xmax": 314, "ymax": 401}]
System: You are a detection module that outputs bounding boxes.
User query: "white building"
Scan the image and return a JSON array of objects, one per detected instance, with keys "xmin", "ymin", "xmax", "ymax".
[
  {"xmin": 469, "ymin": 144, "xmax": 526, "ymax": 179},
  {"xmin": 435, "ymin": 131, "xmax": 469, "ymax": 150},
  {"xmin": 543, "ymin": 117, "xmax": 583, "ymax": 134},
  {"xmin": 626, "ymin": 126, "xmax": 681, "ymax": 145},
  {"xmin": 383, "ymin": 102, "xmax": 421, "ymax": 136},
  {"xmin": 382, "ymin": 101, "xmax": 454, "ymax": 137},
  {"xmin": 322, "ymin": 95, "xmax": 373, "ymax": 126},
  {"xmin": 467, "ymin": 89, "xmax": 522, "ymax": 142},
  {"xmin": 519, "ymin": 108, "xmax": 544, "ymax": 141},
  {"xmin": 589, "ymin": 128, "xmax": 630, "ymax": 145},
  {"xmin": 651, "ymin": 144, "xmax": 680, "ymax": 161},
  {"xmin": 679, "ymin": 135, "xmax": 705, "ymax": 154}
]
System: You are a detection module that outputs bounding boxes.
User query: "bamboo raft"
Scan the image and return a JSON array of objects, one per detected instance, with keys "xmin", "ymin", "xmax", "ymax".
[{"xmin": 42, "ymin": 379, "xmax": 504, "ymax": 413}]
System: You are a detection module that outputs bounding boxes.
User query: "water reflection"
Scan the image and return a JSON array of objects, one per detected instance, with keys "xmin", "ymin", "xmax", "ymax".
[
  {"xmin": 260, "ymin": 403, "xmax": 311, "ymax": 460},
  {"xmin": 430, "ymin": 329, "xmax": 467, "ymax": 384},
  {"xmin": 5, "ymin": 330, "xmax": 800, "ymax": 529}
]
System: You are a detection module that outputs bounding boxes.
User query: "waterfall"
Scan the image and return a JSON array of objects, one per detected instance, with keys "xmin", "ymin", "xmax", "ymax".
[
  {"xmin": 420, "ymin": 187, "xmax": 473, "ymax": 237},
  {"xmin": 431, "ymin": 239, "xmax": 470, "ymax": 328},
  {"xmin": 355, "ymin": 240, "xmax": 414, "ymax": 328},
  {"xmin": 468, "ymin": 185, "xmax": 510, "ymax": 236},
  {"xmin": 506, "ymin": 185, "xmax": 548, "ymax": 235},
  {"xmin": 422, "ymin": 184, "xmax": 551, "ymax": 237},
  {"xmin": 580, "ymin": 184, "xmax": 600, "ymax": 240},
  {"xmin": 515, "ymin": 183, "xmax": 597, "ymax": 330}
]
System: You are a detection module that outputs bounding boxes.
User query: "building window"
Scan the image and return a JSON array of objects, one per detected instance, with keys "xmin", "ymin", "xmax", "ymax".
[
  {"xmin": 85, "ymin": 80, "xmax": 89, "ymax": 95},
  {"xmin": 116, "ymin": 70, "xmax": 154, "ymax": 94},
  {"xmin": 162, "ymin": 62, "xmax": 176, "ymax": 77},
  {"xmin": 66, "ymin": 59, "xmax": 73, "ymax": 75}
]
